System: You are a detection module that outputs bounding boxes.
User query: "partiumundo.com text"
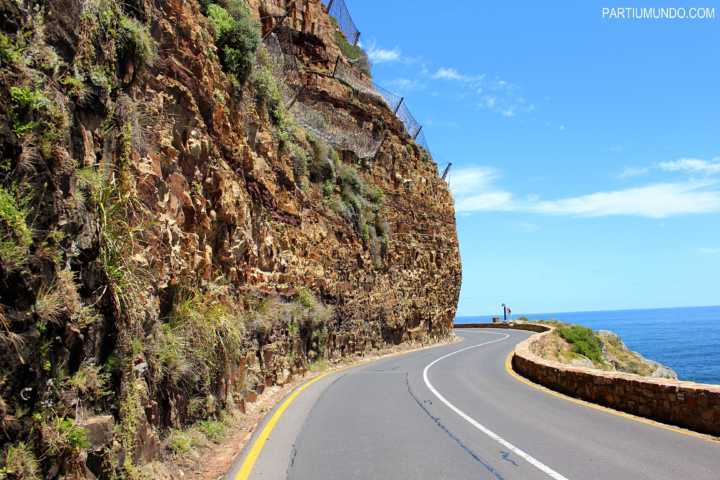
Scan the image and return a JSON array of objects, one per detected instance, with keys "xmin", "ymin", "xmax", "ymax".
[{"xmin": 602, "ymin": 7, "xmax": 716, "ymax": 20}]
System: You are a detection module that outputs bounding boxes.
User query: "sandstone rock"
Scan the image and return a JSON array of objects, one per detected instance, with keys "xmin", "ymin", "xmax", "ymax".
[{"xmin": 79, "ymin": 415, "xmax": 115, "ymax": 451}]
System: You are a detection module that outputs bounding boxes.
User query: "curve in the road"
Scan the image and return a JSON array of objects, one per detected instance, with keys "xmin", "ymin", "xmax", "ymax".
[
  {"xmin": 422, "ymin": 332, "xmax": 570, "ymax": 480},
  {"xmin": 228, "ymin": 328, "xmax": 720, "ymax": 480}
]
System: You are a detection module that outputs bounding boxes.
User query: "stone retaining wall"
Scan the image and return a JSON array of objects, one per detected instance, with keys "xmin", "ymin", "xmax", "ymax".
[
  {"xmin": 453, "ymin": 322, "xmax": 550, "ymax": 333},
  {"xmin": 511, "ymin": 329, "xmax": 720, "ymax": 436}
]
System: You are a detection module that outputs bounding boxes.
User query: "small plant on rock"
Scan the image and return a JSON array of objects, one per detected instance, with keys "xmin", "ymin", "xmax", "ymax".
[
  {"xmin": 207, "ymin": 2, "xmax": 261, "ymax": 84},
  {"xmin": 1, "ymin": 442, "xmax": 40, "ymax": 479}
]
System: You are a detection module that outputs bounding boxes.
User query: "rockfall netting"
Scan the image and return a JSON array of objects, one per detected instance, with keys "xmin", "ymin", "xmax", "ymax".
[
  {"xmin": 322, "ymin": 0, "xmax": 360, "ymax": 45},
  {"xmin": 266, "ymin": 2, "xmax": 436, "ymax": 163}
]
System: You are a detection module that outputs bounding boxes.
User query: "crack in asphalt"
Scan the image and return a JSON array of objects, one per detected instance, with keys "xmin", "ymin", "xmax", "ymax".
[
  {"xmin": 501, "ymin": 450, "xmax": 519, "ymax": 466},
  {"xmin": 286, "ymin": 372, "xmax": 349, "ymax": 479},
  {"xmin": 405, "ymin": 373, "xmax": 507, "ymax": 480}
]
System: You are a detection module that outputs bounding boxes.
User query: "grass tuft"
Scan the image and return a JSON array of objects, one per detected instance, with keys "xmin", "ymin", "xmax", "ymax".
[{"xmin": 1, "ymin": 442, "xmax": 40, "ymax": 479}]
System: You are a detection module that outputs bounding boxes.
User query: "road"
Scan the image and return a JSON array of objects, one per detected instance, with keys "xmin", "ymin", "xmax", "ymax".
[{"xmin": 227, "ymin": 328, "xmax": 720, "ymax": 480}]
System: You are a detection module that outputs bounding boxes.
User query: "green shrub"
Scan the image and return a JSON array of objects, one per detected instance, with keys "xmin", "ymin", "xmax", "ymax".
[
  {"xmin": 207, "ymin": 3, "xmax": 260, "ymax": 84},
  {"xmin": 159, "ymin": 289, "xmax": 244, "ymax": 393},
  {"xmin": 322, "ymin": 179, "xmax": 335, "ymax": 197},
  {"xmin": 0, "ymin": 32, "xmax": 21, "ymax": 64},
  {"xmin": 290, "ymin": 143, "xmax": 308, "ymax": 185},
  {"xmin": 167, "ymin": 430, "xmax": 193, "ymax": 455},
  {"xmin": 1, "ymin": 442, "xmax": 40, "ymax": 479},
  {"xmin": 68, "ymin": 364, "xmax": 110, "ymax": 399},
  {"xmin": 330, "ymin": 19, "xmax": 370, "ymax": 76},
  {"xmin": 43, "ymin": 417, "xmax": 90, "ymax": 456},
  {"xmin": 296, "ymin": 287, "xmax": 316, "ymax": 309},
  {"xmin": 365, "ymin": 184, "xmax": 384, "ymax": 204},
  {"xmin": 117, "ymin": 15, "xmax": 157, "ymax": 72},
  {"xmin": 309, "ymin": 359, "xmax": 329, "ymax": 372},
  {"xmin": 251, "ymin": 65, "xmax": 284, "ymax": 124},
  {"xmin": 557, "ymin": 325, "xmax": 604, "ymax": 364},
  {"xmin": 337, "ymin": 163, "xmax": 364, "ymax": 195},
  {"xmin": 308, "ymin": 138, "xmax": 337, "ymax": 183},
  {"xmin": 10, "ymin": 86, "xmax": 47, "ymax": 111},
  {"xmin": 0, "ymin": 186, "xmax": 32, "ymax": 271},
  {"xmin": 198, "ymin": 420, "xmax": 226, "ymax": 443}
]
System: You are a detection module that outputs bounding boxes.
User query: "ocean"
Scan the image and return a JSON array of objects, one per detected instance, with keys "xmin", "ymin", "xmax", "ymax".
[{"xmin": 456, "ymin": 305, "xmax": 720, "ymax": 385}]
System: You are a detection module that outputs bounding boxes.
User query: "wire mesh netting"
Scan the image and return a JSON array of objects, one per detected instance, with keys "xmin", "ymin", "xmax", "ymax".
[
  {"xmin": 264, "ymin": 33, "xmax": 302, "ymax": 101},
  {"xmin": 289, "ymin": 97, "xmax": 382, "ymax": 158},
  {"xmin": 415, "ymin": 130, "xmax": 432, "ymax": 159},
  {"xmin": 334, "ymin": 60, "xmax": 376, "ymax": 97},
  {"xmin": 396, "ymin": 102, "xmax": 421, "ymax": 139},
  {"xmin": 372, "ymin": 82, "xmax": 403, "ymax": 113},
  {"xmin": 265, "ymin": 34, "xmax": 380, "ymax": 158},
  {"xmin": 265, "ymin": 2, "xmax": 437, "ymax": 166},
  {"xmin": 322, "ymin": 0, "xmax": 360, "ymax": 45}
]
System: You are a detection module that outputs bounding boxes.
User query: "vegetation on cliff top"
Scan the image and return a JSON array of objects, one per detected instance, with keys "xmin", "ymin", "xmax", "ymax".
[{"xmin": 528, "ymin": 320, "xmax": 677, "ymax": 378}]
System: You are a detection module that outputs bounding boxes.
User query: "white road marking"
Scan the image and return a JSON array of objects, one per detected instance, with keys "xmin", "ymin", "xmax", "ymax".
[{"xmin": 423, "ymin": 331, "xmax": 571, "ymax": 480}]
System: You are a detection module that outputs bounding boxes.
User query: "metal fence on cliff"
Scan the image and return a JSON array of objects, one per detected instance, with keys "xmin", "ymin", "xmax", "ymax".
[
  {"xmin": 265, "ymin": 0, "xmax": 436, "ymax": 164},
  {"xmin": 321, "ymin": 0, "xmax": 361, "ymax": 45},
  {"xmin": 320, "ymin": 0, "xmax": 433, "ymax": 157}
]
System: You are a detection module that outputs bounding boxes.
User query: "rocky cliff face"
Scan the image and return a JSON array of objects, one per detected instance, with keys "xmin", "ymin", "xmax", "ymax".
[{"xmin": 0, "ymin": 0, "xmax": 459, "ymax": 477}]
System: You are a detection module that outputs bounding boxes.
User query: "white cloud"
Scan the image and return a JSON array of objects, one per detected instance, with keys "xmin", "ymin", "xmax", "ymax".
[
  {"xmin": 386, "ymin": 78, "xmax": 424, "ymax": 92},
  {"xmin": 528, "ymin": 182, "xmax": 720, "ymax": 218},
  {"xmin": 432, "ymin": 67, "xmax": 467, "ymax": 81},
  {"xmin": 451, "ymin": 166, "xmax": 720, "ymax": 218},
  {"xmin": 429, "ymin": 67, "xmax": 531, "ymax": 118},
  {"xmin": 448, "ymin": 167, "xmax": 499, "ymax": 196},
  {"xmin": 659, "ymin": 158, "xmax": 720, "ymax": 175},
  {"xmin": 618, "ymin": 166, "xmax": 650, "ymax": 179},
  {"xmin": 456, "ymin": 191, "xmax": 514, "ymax": 212},
  {"xmin": 367, "ymin": 46, "xmax": 401, "ymax": 63}
]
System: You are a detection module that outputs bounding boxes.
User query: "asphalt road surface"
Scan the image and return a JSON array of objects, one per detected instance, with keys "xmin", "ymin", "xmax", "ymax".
[{"xmin": 227, "ymin": 328, "xmax": 720, "ymax": 480}]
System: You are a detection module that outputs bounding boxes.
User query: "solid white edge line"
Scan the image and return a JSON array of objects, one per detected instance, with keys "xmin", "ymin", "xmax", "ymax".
[{"xmin": 423, "ymin": 331, "xmax": 571, "ymax": 480}]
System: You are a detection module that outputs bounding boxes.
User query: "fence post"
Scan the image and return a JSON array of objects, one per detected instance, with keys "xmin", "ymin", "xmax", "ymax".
[
  {"xmin": 441, "ymin": 162, "xmax": 452, "ymax": 181},
  {"xmin": 393, "ymin": 97, "xmax": 404, "ymax": 114},
  {"xmin": 353, "ymin": 31, "xmax": 361, "ymax": 46},
  {"xmin": 332, "ymin": 55, "xmax": 340, "ymax": 78},
  {"xmin": 286, "ymin": 85, "xmax": 305, "ymax": 110},
  {"xmin": 326, "ymin": 0, "xmax": 335, "ymax": 12},
  {"xmin": 262, "ymin": 14, "xmax": 288, "ymax": 41},
  {"xmin": 413, "ymin": 126, "xmax": 423, "ymax": 140}
]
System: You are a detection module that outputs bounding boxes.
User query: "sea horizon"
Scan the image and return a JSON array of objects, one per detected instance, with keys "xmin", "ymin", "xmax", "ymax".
[
  {"xmin": 456, "ymin": 304, "xmax": 720, "ymax": 320},
  {"xmin": 456, "ymin": 305, "xmax": 720, "ymax": 385}
]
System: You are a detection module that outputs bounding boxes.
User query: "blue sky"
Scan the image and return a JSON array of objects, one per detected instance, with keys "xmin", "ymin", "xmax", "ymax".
[{"xmin": 346, "ymin": 1, "xmax": 720, "ymax": 315}]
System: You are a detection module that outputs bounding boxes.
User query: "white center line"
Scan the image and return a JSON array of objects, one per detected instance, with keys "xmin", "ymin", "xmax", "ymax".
[{"xmin": 422, "ymin": 331, "xmax": 571, "ymax": 480}]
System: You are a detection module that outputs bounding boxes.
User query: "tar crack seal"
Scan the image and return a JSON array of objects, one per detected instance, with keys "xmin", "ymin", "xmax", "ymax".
[{"xmin": 404, "ymin": 373, "xmax": 506, "ymax": 480}]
